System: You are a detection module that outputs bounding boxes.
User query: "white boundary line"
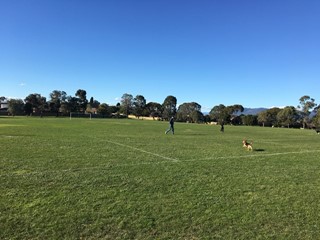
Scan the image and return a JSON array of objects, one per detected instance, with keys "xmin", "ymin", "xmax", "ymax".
[
  {"xmin": 183, "ymin": 149, "xmax": 320, "ymax": 162},
  {"xmin": 105, "ymin": 139, "xmax": 179, "ymax": 162},
  {"xmin": 1, "ymin": 149, "xmax": 319, "ymax": 177}
]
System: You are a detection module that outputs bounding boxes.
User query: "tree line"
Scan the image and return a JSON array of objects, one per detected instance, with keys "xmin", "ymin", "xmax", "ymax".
[{"xmin": 1, "ymin": 91, "xmax": 319, "ymax": 129}]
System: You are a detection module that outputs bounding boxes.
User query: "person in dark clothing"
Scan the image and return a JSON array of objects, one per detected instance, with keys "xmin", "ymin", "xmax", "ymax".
[
  {"xmin": 220, "ymin": 122, "xmax": 224, "ymax": 132},
  {"xmin": 165, "ymin": 117, "xmax": 175, "ymax": 134}
]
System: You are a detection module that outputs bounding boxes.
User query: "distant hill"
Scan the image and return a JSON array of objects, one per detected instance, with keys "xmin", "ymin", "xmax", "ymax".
[
  {"xmin": 240, "ymin": 108, "xmax": 268, "ymax": 115},
  {"xmin": 202, "ymin": 107, "xmax": 268, "ymax": 116}
]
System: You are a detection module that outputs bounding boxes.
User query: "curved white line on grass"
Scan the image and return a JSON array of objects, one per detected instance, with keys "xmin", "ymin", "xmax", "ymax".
[
  {"xmin": 2, "ymin": 150, "xmax": 319, "ymax": 177},
  {"xmin": 184, "ymin": 149, "xmax": 320, "ymax": 162},
  {"xmin": 105, "ymin": 139, "xmax": 179, "ymax": 162}
]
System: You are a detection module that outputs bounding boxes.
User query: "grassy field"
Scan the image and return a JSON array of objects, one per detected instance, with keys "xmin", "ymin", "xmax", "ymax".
[{"xmin": 1, "ymin": 116, "xmax": 320, "ymax": 239}]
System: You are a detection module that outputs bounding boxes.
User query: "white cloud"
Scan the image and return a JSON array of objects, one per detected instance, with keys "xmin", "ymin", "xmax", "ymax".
[{"xmin": 19, "ymin": 82, "xmax": 26, "ymax": 87}]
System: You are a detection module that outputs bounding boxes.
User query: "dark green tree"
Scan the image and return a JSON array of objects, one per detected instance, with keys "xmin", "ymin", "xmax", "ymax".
[
  {"xmin": 133, "ymin": 95, "xmax": 146, "ymax": 118},
  {"xmin": 146, "ymin": 102, "xmax": 162, "ymax": 119},
  {"xmin": 97, "ymin": 103, "xmax": 110, "ymax": 117},
  {"xmin": 24, "ymin": 102, "xmax": 33, "ymax": 116},
  {"xmin": 241, "ymin": 115, "xmax": 258, "ymax": 126},
  {"xmin": 90, "ymin": 98, "xmax": 100, "ymax": 108},
  {"xmin": 75, "ymin": 89, "xmax": 88, "ymax": 113},
  {"xmin": 209, "ymin": 104, "xmax": 243, "ymax": 124},
  {"xmin": 257, "ymin": 110, "xmax": 268, "ymax": 127},
  {"xmin": 8, "ymin": 99, "xmax": 24, "ymax": 116},
  {"xmin": 109, "ymin": 105, "xmax": 120, "ymax": 115},
  {"xmin": 24, "ymin": 93, "xmax": 47, "ymax": 115},
  {"xmin": 209, "ymin": 104, "xmax": 229, "ymax": 123},
  {"xmin": 190, "ymin": 110, "xmax": 204, "ymax": 123},
  {"xmin": 277, "ymin": 106, "xmax": 299, "ymax": 128},
  {"xmin": 87, "ymin": 97, "xmax": 100, "ymax": 113},
  {"xmin": 228, "ymin": 104, "xmax": 244, "ymax": 115},
  {"xmin": 120, "ymin": 93, "xmax": 133, "ymax": 116},
  {"xmin": 203, "ymin": 114, "xmax": 211, "ymax": 123},
  {"xmin": 226, "ymin": 104, "xmax": 244, "ymax": 125},
  {"xmin": 258, "ymin": 107, "xmax": 281, "ymax": 127},
  {"xmin": 49, "ymin": 90, "xmax": 67, "ymax": 116},
  {"xmin": 177, "ymin": 102, "xmax": 202, "ymax": 123},
  {"xmin": 268, "ymin": 107, "xmax": 282, "ymax": 127},
  {"xmin": 230, "ymin": 115, "xmax": 242, "ymax": 125},
  {"xmin": 162, "ymin": 95, "xmax": 177, "ymax": 120},
  {"xmin": 298, "ymin": 95, "xmax": 317, "ymax": 128},
  {"xmin": 64, "ymin": 96, "xmax": 79, "ymax": 113},
  {"xmin": 313, "ymin": 110, "xmax": 320, "ymax": 129}
]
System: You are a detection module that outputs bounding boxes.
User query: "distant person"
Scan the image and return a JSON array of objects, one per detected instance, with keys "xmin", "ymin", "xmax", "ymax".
[
  {"xmin": 165, "ymin": 117, "xmax": 175, "ymax": 135},
  {"xmin": 220, "ymin": 122, "xmax": 224, "ymax": 132}
]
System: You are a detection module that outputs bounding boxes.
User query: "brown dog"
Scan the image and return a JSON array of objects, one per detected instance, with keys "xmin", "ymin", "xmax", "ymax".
[{"xmin": 242, "ymin": 139, "xmax": 253, "ymax": 151}]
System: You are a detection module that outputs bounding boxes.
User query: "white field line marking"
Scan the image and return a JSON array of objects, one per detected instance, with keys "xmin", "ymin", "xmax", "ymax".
[
  {"xmin": 2, "ymin": 150, "xmax": 319, "ymax": 177},
  {"xmin": 184, "ymin": 149, "xmax": 320, "ymax": 162},
  {"xmin": 105, "ymin": 139, "xmax": 179, "ymax": 162}
]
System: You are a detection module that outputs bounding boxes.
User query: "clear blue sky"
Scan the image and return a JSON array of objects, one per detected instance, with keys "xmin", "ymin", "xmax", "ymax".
[{"xmin": 1, "ymin": 0, "xmax": 319, "ymax": 111}]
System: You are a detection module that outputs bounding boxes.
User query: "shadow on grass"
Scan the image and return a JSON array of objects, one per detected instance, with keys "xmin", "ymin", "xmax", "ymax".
[{"xmin": 254, "ymin": 149, "xmax": 265, "ymax": 152}]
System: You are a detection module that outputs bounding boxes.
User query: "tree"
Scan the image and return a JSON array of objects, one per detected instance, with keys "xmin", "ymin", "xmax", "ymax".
[
  {"xmin": 8, "ymin": 99, "xmax": 24, "ymax": 116},
  {"xmin": 230, "ymin": 115, "xmax": 242, "ymax": 125},
  {"xmin": 228, "ymin": 104, "xmax": 244, "ymax": 116},
  {"xmin": 209, "ymin": 104, "xmax": 228, "ymax": 123},
  {"xmin": 97, "ymin": 103, "xmax": 110, "ymax": 117},
  {"xmin": 75, "ymin": 89, "xmax": 88, "ymax": 113},
  {"xmin": 146, "ymin": 102, "xmax": 162, "ymax": 119},
  {"xmin": 241, "ymin": 115, "xmax": 258, "ymax": 126},
  {"xmin": 298, "ymin": 95, "xmax": 317, "ymax": 128},
  {"xmin": 120, "ymin": 93, "xmax": 133, "ymax": 116},
  {"xmin": 63, "ymin": 96, "xmax": 79, "ymax": 113},
  {"xmin": 226, "ymin": 104, "xmax": 244, "ymax": 125},
  {"xmin": 258, "ymin": 107, "xmax": 281, "ymax": 127},
  {"xmin": 133, "ymin": 95, "xmax": 146, "ymax": 118},
  {"xmin": 257, "ymin": 110, "xmax": 268, "ymax": 127},
  {"xmin": 162, "ymin": 95, "xmax": 177, "ymax": 120},
  {"xmin": 277, "ymin": 106, "xmax": 299, "ymax": 128},
  {"xmin": 268, "ymin": 107, "xmax": 282, "ymax": 127},
  {"xmin": 203, "ymin": 114, "xmax": 211, "ymax": 123},
  {"xmin": 313, "ymin": 110, "xmax": 320, "ymax": 129},
  {"xmin": 109, "ymin": 104, "xmax": 120, "ymax": 115},
  {"xmin": 90, "ymin": 98, "xmax": 100, "ymax": 108},
  {"xmin": 24, "ymin": 93, "xmax": 47, "ymax": 115},
  {"xmin": 49, "ymin": 90, "xmax": 67, "ymax": 116},
  {"xmin": 24, "ymin": 102, "xmax": 33, "ymax": 116},
  {"xmin": 190, "ymin": 110, "xmax": 204, "ymax": 123},
  {"xmin": 87, "ymin": 97, "xmax": 100, "ymax": 113},
  {"xmin": 176, "ymin": 102, "xmax": 202, "ymax": 122},
  {"xmin": 209, "ymin": 104, "xmax": 243, "ymax": 124}
]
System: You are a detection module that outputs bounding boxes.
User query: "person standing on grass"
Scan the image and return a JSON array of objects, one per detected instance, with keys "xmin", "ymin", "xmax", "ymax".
[
  {"xmin": 220, "ymin": 121, "xmax": 224, "ymax": 132},
  {"xmin": 165, "ymin": 116, "xmax": 175, "ymax": 134}
]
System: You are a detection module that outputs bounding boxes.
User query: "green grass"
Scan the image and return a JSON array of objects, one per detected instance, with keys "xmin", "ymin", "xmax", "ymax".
[{"xmin": 1, "ymin": 116, "xmax": 320, "ymax": 239}]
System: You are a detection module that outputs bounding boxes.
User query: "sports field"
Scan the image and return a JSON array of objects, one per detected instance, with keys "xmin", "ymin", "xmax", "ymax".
[{"xmin": 1, "ymin": 117, "xmax": 320, "ymax": 239}]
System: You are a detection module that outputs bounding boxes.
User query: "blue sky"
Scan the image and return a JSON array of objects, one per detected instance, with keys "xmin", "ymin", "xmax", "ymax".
[{"xmin": 1, "ymin": 0, "xmax": 319, "ymax": 111}]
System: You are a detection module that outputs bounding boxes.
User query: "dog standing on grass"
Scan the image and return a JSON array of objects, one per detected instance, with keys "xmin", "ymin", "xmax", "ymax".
[{"xmin": 243, "ymin": 139, "xmax": 253, "ymax": 151}]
